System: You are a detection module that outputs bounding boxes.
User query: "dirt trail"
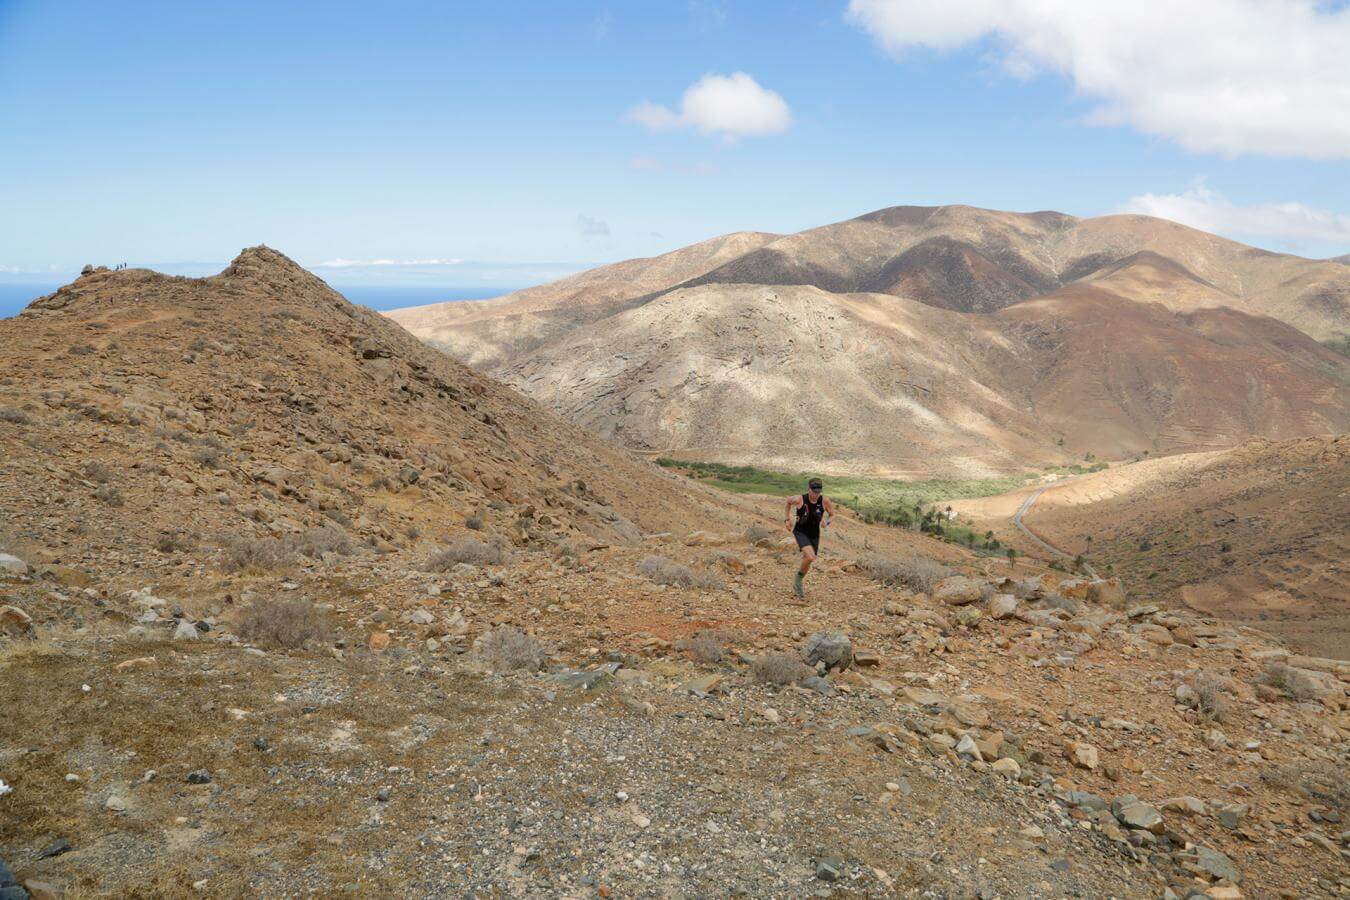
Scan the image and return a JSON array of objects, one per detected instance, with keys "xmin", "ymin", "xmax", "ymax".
[{"xmin": 1011, "ymin": 481, "xmax": 1097, "ymax": 578}]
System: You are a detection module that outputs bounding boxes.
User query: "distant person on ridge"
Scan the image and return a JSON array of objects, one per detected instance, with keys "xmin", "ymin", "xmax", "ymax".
[{"xmin": 785, "ymin": 478, "xmax": 833, "ymax": 598}]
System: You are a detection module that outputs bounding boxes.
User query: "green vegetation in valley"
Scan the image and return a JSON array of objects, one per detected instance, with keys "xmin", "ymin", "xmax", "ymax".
[{"xmin": 655, "ymin": 459, "xmax": 1028, "ymax": 554}]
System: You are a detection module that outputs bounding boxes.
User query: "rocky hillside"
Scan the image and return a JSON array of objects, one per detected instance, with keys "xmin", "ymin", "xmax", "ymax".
[
  {"xmin": 386, "ymin": 205, "xmax": 1350, "ymax": 475},
  {"xmin": 0, "ymin": 247, "xmax": 746, "ymax": 565},
  {"xmin": 952, "ymin": 436, "xmax": 1350, "ymax": 660},
  {"xmin": 0, "ymin": 251, "xmax": 1346, "ymax": 897}
]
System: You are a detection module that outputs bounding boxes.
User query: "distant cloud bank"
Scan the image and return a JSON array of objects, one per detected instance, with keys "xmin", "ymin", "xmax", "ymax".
[
  {"xmin": 1122, "ymin": 186, "xmax": 1350, "ymax": 248},
  {"xmin": 627, "ymin": 72, "xmax": 791, "ymax": 141},
  {"xmin": 847, "ymin": 0, "xmax": 1350, "ymax": 159},
  {"xmin": 315, "ymin": 258, "xmax": 464, "ymax": 268}
]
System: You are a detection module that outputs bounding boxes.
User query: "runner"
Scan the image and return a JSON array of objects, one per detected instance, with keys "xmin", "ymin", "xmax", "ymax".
[{"xmin": 785, "ymin": 478, "xmax": 833, "ymax": 598}]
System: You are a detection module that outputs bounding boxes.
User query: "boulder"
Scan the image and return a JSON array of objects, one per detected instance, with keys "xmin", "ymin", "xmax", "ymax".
[
  {"xmin": 1161, "ymin": 796, "xmax": 1207, "ymax": 816},
  {"xmin": 1065, "ymin": 740, "xmax": 1099, "ymax": 770},
  {"xmin": 934, "ymin": 576, "xmax": 983, "ymax": 606},
  {"xmin": 989, "ymin": 594, "xmax": 1018, "ymax": 619},
  {"xmin": 1112, "ymin": 796, "xmax": 1165, "ymax": 834},
  {"xmin": 1133, "ymin": 623, "xmax": 1174, "ymax": 646},
  {"xmin": 0, "ymin": 554, "xmax": 28, "ymax": 576},
  {"xmin": 0, "ymin": 606, "xmax": 33, "ymax": 638},
  {"xmin": 1084, "ymin": 578, "xmax": 1126, "ymax": 607},
  {"xmin": 803, "ymin": 632, "xmax": 853, "ymax": 672}
]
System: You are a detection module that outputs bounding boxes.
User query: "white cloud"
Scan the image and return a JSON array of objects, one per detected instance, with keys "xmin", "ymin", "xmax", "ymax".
[
  {"xmin": 627, "ymin": 72, "xmax": 791, "ymax": 140},
  {"xmin": 1121, "ymin": 185, "xmax": 1350, "ymax": 246},
  {"xmin": 576, "ymin": 215, "xmax": 610, "ymax": 237},
  {"xmin": 629, "ymin": 155, "xmax": 662, "ymax": 171},
  {"xmin": 846, "ymin": 0, "xmax": 1350, "ymax": 158},
  {"xmin": 315, "ymin": 258, "xmax": 463, "ymax": 268}
]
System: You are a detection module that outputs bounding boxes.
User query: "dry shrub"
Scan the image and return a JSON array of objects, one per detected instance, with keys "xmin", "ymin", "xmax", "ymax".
[
  {"xmin": 472, "ymin": 625, "xmax": 545, "ymax": 672},
  {"xmin": 289, "ymin": 524, "xmax": 354, "ymax": 559},
  {"xmin": 93, "ymin": 484, "xmax": 124, "ymax": 507},
  {"xmin": 425, "ymin": 537, "xmax": 505, "ymax": 570},
  {"xmin": 1260, "ymin": 761, "xmax": 1347, "ymax": 811},
  {"xmin": 1188, "ymin": 670, "xmax": 1235, "ymax": 722},
  {"xmin": 1257, "ymin": 662, "xmax": 1323, "ymax": 701},
  {"xmin": 752, "ymin": 652, "xmax": 812, "ymax": 686},
  {"xmin": 859, "ymin": 554, "xmax": 951, "ymax": 593},
  {"xmin": 0, "ymin": 408, "xmax": 31, "ymax": 425},
  {"xmin": 154, "ymin": 530, "xmax": 197, "ymax": 554},
  {"xmin": 237, "ymin": 598, "xmax": 330, "ymax": 649},
  {"xmin": 676, "ymin": 630, "xmax": 727, "ymax": 665},
  {"xmin": 219, "ymin": 536, "xmax": 295, "ymax": 573},
  {"xmin": 192, "ymin": 446, "xmax": 223, "ymax": 467},
  {"xmin": 83, "ymin": 460, "xmax": 113, "ymax": 483},
  {"xmin": 464, "ymin": 513, "xmax": 485, "ymax": 531},
  {"xmin": 745, "ymin": 523, "xmax": 772, "ymax": 543},
  {"xmin": 637, "ymin": 555, "xmax": 722, "ymax": 591}
]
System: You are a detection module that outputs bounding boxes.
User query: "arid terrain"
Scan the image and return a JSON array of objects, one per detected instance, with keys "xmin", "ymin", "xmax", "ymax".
[
  {"xmin": 387, "ymin": 205, "xmax": 1350, "ymax": 475},
  {"xmin": 0, "ymin": 252, "xmax": 1346, "ymax": 898},
  {"xmin": 952, "ymin": 437, "xmax": 1350, "ymax": 661}
]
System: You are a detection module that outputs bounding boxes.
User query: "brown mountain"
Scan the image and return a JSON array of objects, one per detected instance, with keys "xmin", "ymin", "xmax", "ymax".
[
  {"xmin": 0, "ymin": 248, "xmax": 746, "ymax": 560},
  {"xmin": 387, "ymin": 205, "xmax": 1350, "ymax": 475}
]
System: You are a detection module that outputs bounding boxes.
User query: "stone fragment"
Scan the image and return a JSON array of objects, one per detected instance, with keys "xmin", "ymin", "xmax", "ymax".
[
  {"xmin": 803, "ymin": 632, "xmax": 853, "ymax": 672},
  {"xmin": 989, "ymin": 594, "xmax": 1018, "ymax": 619},
  {"xmin": 934, "ymin": 576, "xmax": 983, "ymax": 606},
  {"xmin": 0, "ymin": 606, "xmax": 33, "ymax": 638},
  {"xmin": 0, "ymin": 554, "xmax": 28, "ymax": 576},
  {"xmin": 1066, "ymin": 741, "xmax": 1099, "ymax": 770},
  {"xmin": 1112, "ymin": 796, "xmax": 1165, "ymax": 834}
]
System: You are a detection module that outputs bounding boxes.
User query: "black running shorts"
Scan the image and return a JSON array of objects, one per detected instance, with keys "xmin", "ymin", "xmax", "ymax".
[{"xmin": 793, "ymin": 529, "xmax": 819, "ymax": 553}]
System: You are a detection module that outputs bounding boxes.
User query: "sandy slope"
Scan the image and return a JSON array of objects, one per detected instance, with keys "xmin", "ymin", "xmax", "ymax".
[{"xmin": 953, "ymin": 437, "xmax": 1350, "ymax": 659}]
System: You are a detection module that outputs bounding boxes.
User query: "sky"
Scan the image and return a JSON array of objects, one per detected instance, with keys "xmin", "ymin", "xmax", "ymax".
[{"xmin": 1, "ymin": 0, "xmax": 1348, "ymax": 308}]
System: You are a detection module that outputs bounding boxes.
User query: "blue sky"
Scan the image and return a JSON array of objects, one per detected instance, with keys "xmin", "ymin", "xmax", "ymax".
[{"xmin": 1, "ymin": 0, "xmax": 1347, "ymax": 303}]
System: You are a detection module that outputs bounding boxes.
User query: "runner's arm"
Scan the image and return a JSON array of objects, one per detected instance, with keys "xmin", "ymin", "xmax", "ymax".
[
  {"xmin": 784, "ymin": 495, "xmax": 800, "ymax": 531},
  {"xmin": 822, "ymin": 497, "xmax": 835, "ymax": 529}
]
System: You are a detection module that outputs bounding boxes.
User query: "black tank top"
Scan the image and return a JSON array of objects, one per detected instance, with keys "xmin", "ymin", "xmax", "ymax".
[{"xmin": 795, "ymin": 493, "xmax": 824, "ymax": 531}]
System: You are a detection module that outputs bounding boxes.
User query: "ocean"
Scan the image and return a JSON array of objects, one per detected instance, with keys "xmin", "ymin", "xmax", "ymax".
[{"xmin": 0, "ymin": 283, "xmax": 513, "ymax": 320}]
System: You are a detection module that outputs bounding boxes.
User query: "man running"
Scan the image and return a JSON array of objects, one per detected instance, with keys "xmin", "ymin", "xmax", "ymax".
[{"xmin": 785, "ymin": 478, "xmax": 833, "ymax": 598}]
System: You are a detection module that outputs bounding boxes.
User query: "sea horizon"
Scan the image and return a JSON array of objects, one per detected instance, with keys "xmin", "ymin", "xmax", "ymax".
[{"xmin": 0, "ymin": 283, "xmax": 514, "ymax": 320}]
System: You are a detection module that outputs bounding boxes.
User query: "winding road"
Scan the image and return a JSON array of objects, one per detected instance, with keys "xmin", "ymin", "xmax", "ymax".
[{"xmin": 1011, "ymin": 481, "xmax": 1097, "ymax": 578}]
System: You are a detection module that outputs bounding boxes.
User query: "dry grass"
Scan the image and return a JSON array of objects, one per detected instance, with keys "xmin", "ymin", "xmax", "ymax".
[
  {"xmin": 236, "ymin": 597, "xmax": 331, "ymax": 649},
  {"xmin": 1257, "ymin": 662, "xmax": 1323, "ymax": 701},
  {"xmin": 218, "ymin": 536, "xmax": 296, "ymax": 573},
  {"xmin": 1261, "ymin": 760, "xmax": 1347, "ymax": 811},
  {"xmin": 154, "ymin": 530, "xmax": 197, "ymax": 554},
  {"xmin": 752, "ymin": 652, "xmax": 811, "ymax": 686},
  {"xmin": 1188, "ymin": 670, "xmax": 1235, "ymax": 722},
  {"xmin": 472, "ymin": 625, "xmax": 545, "ymax": 672},
  {"xmin": 745, "ymin": 523, "xmax": 772, "ymax": 543},
  {"xmin": 858, "ymin": 554, "xmax": 951, "ymax": 593},
  {"xmin": 0, "ymin": 407, "xmax": 32, "ymax": 425},
  {"xmin": 193, "ymin": 445, "xmax": 224, "ymax": 467},
  {"xmin": 637, "ymin": 555, "xmax": 723, "ymax": 591},
  {"xmin": 93, "ymin": 484, "xmax": 124, "ymax": 506},
  {"xmin": 676, "ymin": 630, "xmax": 727, "ymax": 665},
  {"xmin": 289, "ymin": 524, "xmax": 354, "ymax": 559},
  {"xmin": 424, "ymin": 537, "xmax": 506, "ymax": 570},
  {"xmin": 83, "ymin": 460, "xmax": 114, "ymax": 483}
]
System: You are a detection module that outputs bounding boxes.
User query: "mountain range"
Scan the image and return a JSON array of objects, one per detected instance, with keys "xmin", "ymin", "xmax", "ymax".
[{"xmin": 388, "ymin": 205, "xmax": 1349, "ymax": 475}]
